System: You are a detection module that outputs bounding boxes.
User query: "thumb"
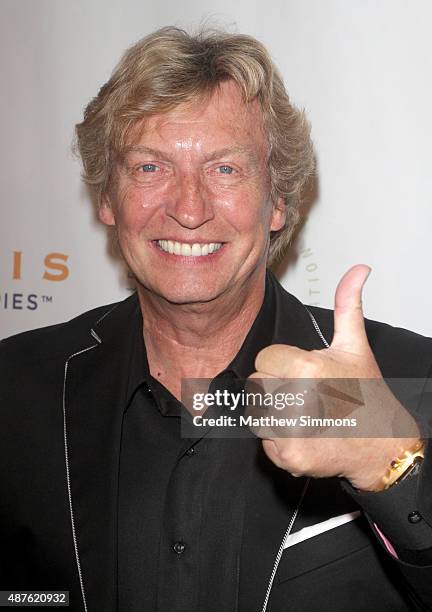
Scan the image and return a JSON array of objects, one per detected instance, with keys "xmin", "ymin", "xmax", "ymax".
[{"xmin": 331, "ymin": 264, "xmax": 371, "ymax": 351}]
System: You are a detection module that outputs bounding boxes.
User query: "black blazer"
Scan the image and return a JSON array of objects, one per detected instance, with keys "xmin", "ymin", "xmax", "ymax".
[{"xmin": 1, "ymin": 280, "xmax": 432, "ymax": 611}]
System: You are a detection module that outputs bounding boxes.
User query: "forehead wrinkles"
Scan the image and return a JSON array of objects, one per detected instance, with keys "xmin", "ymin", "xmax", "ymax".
[{"xmin": 124, "ymin": 85, "xmax": 269, "ymax": 160}]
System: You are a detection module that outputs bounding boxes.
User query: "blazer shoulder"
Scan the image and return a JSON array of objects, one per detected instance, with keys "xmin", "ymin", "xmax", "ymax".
[
  {"xmin": 0, "ymin": 299, "xmax": 125, "ymax": 367},
  {"xmin": 307, "ymin": 305, "xmax": 432, "ymax": 377}
]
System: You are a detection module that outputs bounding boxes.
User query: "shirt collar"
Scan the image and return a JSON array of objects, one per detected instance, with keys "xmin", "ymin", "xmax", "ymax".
[{"xmin": 225, "ymin": 273, "xmax": 277, "ymax": 378}]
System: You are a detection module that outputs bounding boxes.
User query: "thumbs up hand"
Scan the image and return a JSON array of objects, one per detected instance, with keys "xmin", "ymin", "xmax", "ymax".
[{"xmin": 251, "ymin": 265, "xmax": 421, "ymax": 491}]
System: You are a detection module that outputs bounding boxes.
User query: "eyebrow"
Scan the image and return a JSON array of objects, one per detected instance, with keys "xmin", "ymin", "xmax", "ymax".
[
  {"xmin": 204, "ymin": 146, "xmax": 249, "ymax": 161},
  {"xmin": 123, "ymin": 145, "xmax": 262, "ymax": 165},
  {"xmin": 123, "ymin": 146, "xmax": 172, "ymax": 160}
]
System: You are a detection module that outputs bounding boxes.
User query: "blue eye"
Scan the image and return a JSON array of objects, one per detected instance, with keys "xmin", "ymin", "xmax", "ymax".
[
  {"xmin": 218, "ymin": 165, "xmax": 234, "ymax": 174},
  {"xmin": 141, "ymin": 164, "xmax": 158, "ymax": 172}
]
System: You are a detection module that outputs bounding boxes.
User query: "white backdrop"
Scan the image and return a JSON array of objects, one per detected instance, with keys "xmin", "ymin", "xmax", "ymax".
[{"xmin": 1, "ymin": 0, "xmax": 431, "ymax": 339}]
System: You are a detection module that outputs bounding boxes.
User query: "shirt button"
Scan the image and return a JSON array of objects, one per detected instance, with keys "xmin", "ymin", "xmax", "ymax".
[
  {"xmin": 408, "ymin": 511, "xmax": 422, "ymax": 524},
  {"xmin": 185, "ymin": 447, "xmax": 195, "ymax": 456},
  {"xmin": 173, "ymin": 541, "xmax": 186, "ymax": 555}
]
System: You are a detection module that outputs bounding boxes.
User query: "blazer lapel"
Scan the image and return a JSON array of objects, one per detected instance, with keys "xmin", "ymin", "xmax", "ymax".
[
  {"xmin": 239, "ymin": 274, "xmax": 330, "ymax": 610},
  {"xmin": 239, "ymin": 450, "xmax": 310, "ymax": 611},
  {"xmin": 63, "ymin": 295, "xmax": 139, "ymax": 612}
]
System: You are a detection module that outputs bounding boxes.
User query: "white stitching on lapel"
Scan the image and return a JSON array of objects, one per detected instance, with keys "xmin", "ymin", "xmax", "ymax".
[{"xmin": 63, "ymin": 343, "xmax": 99, "ymax": 612}]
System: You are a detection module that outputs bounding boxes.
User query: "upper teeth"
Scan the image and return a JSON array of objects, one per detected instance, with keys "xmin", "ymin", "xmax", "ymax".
[{"xmin": 157, "ymin": 240, "xmax": 222, "ymax": 257}]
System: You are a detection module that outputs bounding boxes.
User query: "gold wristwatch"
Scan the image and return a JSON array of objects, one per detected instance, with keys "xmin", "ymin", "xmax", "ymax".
[{"xmin": 374, "ymin": 440, "xmax": 425, "ymax": 491}]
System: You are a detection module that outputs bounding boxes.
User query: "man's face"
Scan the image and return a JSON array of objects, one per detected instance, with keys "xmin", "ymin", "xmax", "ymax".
[{"xmin": 100, "ymin": 80, "xmax": 285, "ymax": 306}]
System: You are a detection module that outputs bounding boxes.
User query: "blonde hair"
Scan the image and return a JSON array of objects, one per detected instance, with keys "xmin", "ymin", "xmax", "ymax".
[{"xmin": 75, "ymin": 26, "xmax": 314, "ymax": 262}]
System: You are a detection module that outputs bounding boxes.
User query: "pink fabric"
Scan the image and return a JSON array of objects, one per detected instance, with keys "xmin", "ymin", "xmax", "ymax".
[{"xmin": 374, "ymin": 522, "xmax": 398, "ymax": 558}]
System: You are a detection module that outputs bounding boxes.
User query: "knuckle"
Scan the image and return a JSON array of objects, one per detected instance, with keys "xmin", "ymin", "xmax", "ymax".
[
  {"xmin": 256, "ymin": 344, "xmax": 283, "ymax": 366},
  {"xmin": 278, "ymin": 446, "xmax": 303, "ymax": 471}
]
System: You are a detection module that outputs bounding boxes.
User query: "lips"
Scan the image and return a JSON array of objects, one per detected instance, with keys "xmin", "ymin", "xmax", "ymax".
[{"xmin": 156, "ymin": 240, "xmax": 223, "ymax": 257}]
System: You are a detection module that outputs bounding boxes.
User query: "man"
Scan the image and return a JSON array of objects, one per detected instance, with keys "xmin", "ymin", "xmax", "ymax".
[{"xmin": 1, "ymin": 26, "xmax": 431, "ymax": 611}]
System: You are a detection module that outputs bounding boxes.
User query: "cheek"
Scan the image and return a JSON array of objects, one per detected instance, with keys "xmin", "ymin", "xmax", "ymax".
[
  {"xmin": 216, "ymin": 185, "xmax": 273, "ymax": 229},
  {"xmin": 114, "ymin": 184, "xmax": 164, "ymax": 230}
]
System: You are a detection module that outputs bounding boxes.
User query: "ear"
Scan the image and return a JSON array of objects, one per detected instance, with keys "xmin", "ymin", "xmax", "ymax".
[
  {"xmin": 98, "ymin": 195, "xmax": 116, "ymax": 227},
  {"xmin": 270, "ymin": 197, "xmax": 286, "ymax": 232}
]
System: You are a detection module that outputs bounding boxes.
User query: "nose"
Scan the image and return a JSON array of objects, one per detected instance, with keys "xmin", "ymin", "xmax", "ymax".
[{"xmin": 166, "ymin": 172, "xmax": 214, "ymax": 229}]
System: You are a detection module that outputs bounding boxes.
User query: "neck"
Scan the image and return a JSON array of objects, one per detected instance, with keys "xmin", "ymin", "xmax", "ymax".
[{"xmin": 137, "ymin": 273, "xmax": 266, "ymax": 399}]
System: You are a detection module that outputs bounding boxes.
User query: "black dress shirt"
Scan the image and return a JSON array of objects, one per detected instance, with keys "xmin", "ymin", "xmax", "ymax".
[{"xmin": 118, "ymin": 281, "xmax": 275, "ymax": 612}]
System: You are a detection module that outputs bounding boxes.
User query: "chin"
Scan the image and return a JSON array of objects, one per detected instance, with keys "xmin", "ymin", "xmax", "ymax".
[{"xmin": 137, "ymin": 277, "xmax": 222, "ymax": 305}]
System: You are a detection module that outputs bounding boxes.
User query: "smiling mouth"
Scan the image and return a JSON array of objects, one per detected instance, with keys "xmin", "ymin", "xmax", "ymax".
[{"xmin": 156, "ymin": 240, "xmax": 223, "ymax": 257}]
